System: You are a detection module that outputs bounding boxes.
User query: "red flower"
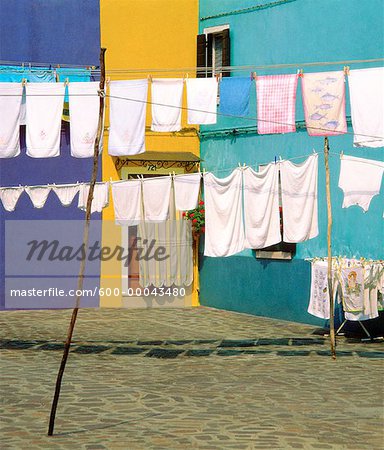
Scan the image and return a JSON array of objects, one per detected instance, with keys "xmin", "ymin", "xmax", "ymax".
[
  {"xmin": 190, "ymin": 213, "xmax": 194, "ymax": 218},
  {"xmin": 200, "ymin": 209, "xmax": 205, "ymax": 214},
  {"xmin": 201, "ymin": 227, "xmax": 205, "ymax": 233},
  {"xmin": 199, "ymin": 200, "xmax": 204, "ymax": 206},
  {"xmin": 182, "ymin": 211, "xmax": 186, "ymax": 217},
  {"xmin": 192, "ymin": 219, "xmax": 197, "ymax": 223}
]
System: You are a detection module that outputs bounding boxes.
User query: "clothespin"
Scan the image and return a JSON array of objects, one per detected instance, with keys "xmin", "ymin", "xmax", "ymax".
[
  {"xmin": 64, "ymin": 78, "xmax": 69, "ymax": 86},
  {"xmin": 28, "ymin": 63, "xmax": 31, "ymax": 71},
  {"xmin": 298, "ymin": 69, "xmax": 304, "ymax": 78},
  {"xmin": 147, "ymin": 74, "xmax": 152, "ymax": 82},
  {"xmin": 22, "ymin": 62, "xmax": 25, "ymax": 69},
  {"xmin": 340, "ymin": 150, "xmax": 344, "ymax": 159},
  {"xmin": 279, "ymin": 156, "xmax": 283, "ymax": 162},
  {"xmin": 251, "ymin": 72, "xmax": 257, "ymax": 81},
  {"xmin": 343, "ymin": 66, "xmax": 350, "ymax": 76},
  {"xmin": 21, "ymin": 78, "xmax": 27, "ymax": 87},
  {"xmin": 312, "ymin": 149, "xmax": 317, "ymax": 154},
  {"xmin": 274, "ymin": 156, "xmax": 277, "ymax": 164},
  {"xmin": 215, "ymin": 73, "xmax": 222, "ymax": 82},
  {"xmin": 106, "ymin": 76, "xmax": 111, "ymax": 85}
]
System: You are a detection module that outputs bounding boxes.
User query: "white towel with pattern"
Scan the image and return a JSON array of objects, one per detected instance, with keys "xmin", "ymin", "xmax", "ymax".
[
  {"xmin": 111, "ymin": 180, "xmax": 142, "ymax": 225},
  {"xmin": 0, "ymin": 83, "xmax": 23, "ymax": 158},
  {"xmin": 151, "ymin": 79, "xmax": 183, "ymax": 132}
]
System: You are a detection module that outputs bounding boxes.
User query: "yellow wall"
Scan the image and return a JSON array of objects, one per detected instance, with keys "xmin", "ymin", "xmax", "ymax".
[{"xmin": 100, "ymin": 0, "xmax": 200, "ymax": 307}]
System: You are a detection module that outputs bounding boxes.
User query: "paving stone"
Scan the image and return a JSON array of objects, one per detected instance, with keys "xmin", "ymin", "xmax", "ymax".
[
  {"xmin": 219, "ymin": 339, "xmax": 256, "ymax": 348},
  {"xmin": 145, "ymin": 348, "xmax": 184, "ymax": 358},
  {"xmin": 277, "ymin": 350, "xmax": 310, "ymax": 356},
  {"xmin": 73, "ymin": 345, "xmax": 110, "ymax": 354},
  {"xmin": 291, "ymin": 338, "xmax": 325, "ymax": 346},
  {"xmin": 184, "ymin": 349, "xmax": 214, "ymax": 357},
  {"xmin": 111, "ymin": 347, "xmax": 147, "ymax": 355},
  {"xmin": 164, "ymin": 340, "xmax": 193, "ymax": 346},
  {"xmin": 38, "ymin": 343, "xmax": 65, "ymax": 351},
  {"xmin": 356, "ymin": 351, "xmax": 384, "ymax": 358},
  {"xmin": 216, "ymin": 349, "xmax": 245, "ymax": 356},
  {"xmin": 137, "ymin": 340, "xmax": 164, "ymax": 346},
  {"xmin": 0, "ymin": 340, "xmax": 41, "ymax": 349},
  {"xmin": 257, "ymin": 338, "xmax": 290, "ymax": 346}
]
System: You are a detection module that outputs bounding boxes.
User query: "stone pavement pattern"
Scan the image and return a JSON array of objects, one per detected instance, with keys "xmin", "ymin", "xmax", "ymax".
[{"xmin": 0, "ymin": 307, "xmax": 383, "ymax": 449}]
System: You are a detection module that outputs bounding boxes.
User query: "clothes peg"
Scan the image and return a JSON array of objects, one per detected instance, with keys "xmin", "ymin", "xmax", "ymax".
[
  {"xmin": 343, "ymin": 66, "xmax": 350, "ymax": 76},
  {"xmin": 106, "ymin": 76, "xmax": 111, "ymax": 84},
  {"xmin": 147, "ymin": 74, "xmax": 152, "ymax": 82},
  {"xmin": 64, "ymin": 78, "xmax": 69, "ymax": 86},
  {"xmin": 274, "ymin": 156, "xmax": 277, "ymax": 164},
  {"xmin": 21, "ymin": 78, "xmax": 27, "ymax": 87},
  {"xmin": 340, "ymin": 150, "xmax": 344, "ymax": 159},
  {"xmin": 298, "ymin": 69, "xmax": 304, "ymax": 78},
  {"xmin": 251, "ymin": 72, "xmax": 257, "ymax": 80}
]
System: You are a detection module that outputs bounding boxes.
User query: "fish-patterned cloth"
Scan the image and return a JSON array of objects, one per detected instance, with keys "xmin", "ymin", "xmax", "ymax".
[
  {"xmin": 256, "ymin": 74, "xmax": 298, "ymax": 134},
  {"xmin": 302, "ymin": 71, "xmax": 347, "ymax": 136}
]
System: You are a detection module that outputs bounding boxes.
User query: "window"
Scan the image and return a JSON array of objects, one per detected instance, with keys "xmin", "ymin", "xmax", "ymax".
[{"xmin": 196, "ymin": 25, "xmax": 230, "ymax": 78}]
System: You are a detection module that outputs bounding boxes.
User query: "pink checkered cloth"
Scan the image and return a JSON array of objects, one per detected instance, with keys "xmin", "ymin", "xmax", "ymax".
[{"xmin": 256, "ymin": 74, "xmax": 298, "ymax": 134}]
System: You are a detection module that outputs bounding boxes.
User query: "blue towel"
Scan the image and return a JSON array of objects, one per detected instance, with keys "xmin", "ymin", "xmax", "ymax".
[
  {"xmin": 56, "ymin": 68, "xmax": 92, "ymax": 102},
  {"xmin": 0, "ymin": 65, "xmax": 55, "ymax": 82},
  {"xmin": 219, "ymin": 77, "xmax": 252, "ymax": 117}
]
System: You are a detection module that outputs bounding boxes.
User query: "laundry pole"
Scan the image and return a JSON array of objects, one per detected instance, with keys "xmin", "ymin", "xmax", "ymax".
[
  {"xmin": 324, "ymin": 136, "xmax": 336, "ymax": 359},
  {"xmin": 48, "ymin": 48, "xmax": 107, "ymax": 436}
]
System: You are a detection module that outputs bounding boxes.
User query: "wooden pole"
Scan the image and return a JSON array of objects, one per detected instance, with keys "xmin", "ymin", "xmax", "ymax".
[
  {"xmin": 48, "ymin": 48, "xmax": 107, "ymax": 436},
  {"xmin": 324, "ymin": 136, "xmax": 336, "ymax": 359}
]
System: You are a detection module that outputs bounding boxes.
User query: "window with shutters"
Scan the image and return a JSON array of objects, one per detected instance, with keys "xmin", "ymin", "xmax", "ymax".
[{"xmin": 196, "ymin": 25, "xmax": 230, "ymax": 78}]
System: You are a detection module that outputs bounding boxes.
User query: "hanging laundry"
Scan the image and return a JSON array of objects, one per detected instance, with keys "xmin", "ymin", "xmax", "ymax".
[
  {"xmin": 204, "ymin": 169, "xmax": 245, "ymax": 257},
  {"xmin": 256, "ymin": 74, "xmax": 298, "ymax": 134},
  {"xmin": 186, "ymin": 78, "xmax": 218, "ymax": 124},
  {"xmin": 280, "ymin": 154, "xmax": 319, "ymax": 243},
  {"xmin": 25, "ymin": 82, "xmax": 65, "ymax": 157},
  {"xmin": 173, "ymin": 173, "xmax": 201, "ymax": 211},
  {"xmin": 0, "ymin": 186, "xmax": 24, "ymax": 212},
  {"xmin": 68, "ymin": 82, "xmax": 101, "ymax": 158},
  {"xmin": 243, "ymin": 164, "xmax": 281, "ymax": 249},
  {"xmin": 25, "ymin": 186, "xmax": 52, "ymax": 209},
  {"xmin": 308, "ymin": 260, "xmax": 335, "ymax": 319},
  {"xmin": 52, "ymin": 184, "xmax": 80, "ymax": 207},
  {"xmin": 151, "ymin": 78, "xmax": 183, "ymax": 132},
  {"xmin": 338, "ymin": 154, "xmax": 384, "ymax": 212},
  {"xmin": 339, "ymin": 266, "xmax": 365, "ymax": 313},
  {"xmin": 142, "ymin": 177, "xmax": 172, "ymax": 221},
  {"xmin": 348, "ymin": 67, "xmax": 384, "ymax": 148},
  {"xmin": 219, "ymin": 77, "xmax": 252, "ymax": 117},
  {"xmin": 108, "ymin": 79, "xmax": 148, "ymax": 156},
  {"xmin": 0, "ymin": 83, "xmax": 23, "ymax": 158},
  {"xmin": 111, "ymin": 180, "xmax": 142, "ymax": 225},
  {"xmin": 138, "ymin": 219, "xmax": 193, "ymax": 288},
  {"xmin": 78, "ymin": 182, "xmax": 109, "ymax": 214},
  {"xmin": 302, "ymin": 70, "xmax": 347, "ymax": 136}
]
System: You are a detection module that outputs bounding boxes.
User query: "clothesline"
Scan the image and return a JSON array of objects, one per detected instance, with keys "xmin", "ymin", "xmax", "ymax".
[
  {"xmin": 2, "ymin": 57, "xmax": 382, "ymax": 74},
  {"xmin": 2, "ymin": 89, "xmax": 383, "ymax": 140}
]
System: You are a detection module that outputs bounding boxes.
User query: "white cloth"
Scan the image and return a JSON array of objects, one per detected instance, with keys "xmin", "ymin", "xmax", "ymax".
[
  {"xmin": 173, "ymin": 173, "xmax": 201, "ymax": 211},
  {"xmin": 111, "ymin": 180, "xmax": 142, "ymax": 225},
  {"xmin": 68, "ymin": 82, "xmax": 101, "ymax": 158},
  {"xmin": 138, "ymin": 219, "xmax": 193, "ymax": 288},
  {"xmin": 25, "ymin": 82, "xmax": 65, "ymax": 157},
  {"xmin": 338, "ymin": 154, "xmax": 384, "ymax": 212},
  {"xmin": 204, "ymin": 169, "xmax": 245, "ymax": 257},
  {"xmin": 0, "ymin": 187, "xmax": 24, "ymax": 211},
  {"xmin": 0, "ymin": 83, "xmax": 23, "ymax": 158},
  {"xmin": 186, "ymin": 78, "xmax": 218, "ymax": 124},
  {"xmin": 308, "ymin": 260, "xmax": 334, "ymax": 319},
  {"xmin": 151, "ymin": 78, "xmax": 183, "ymax": 132},
  {"xmin": 25, "ymin": 186, "xmax": 52, "ymax": 209},
  {"xmin": 348, "ymin": 67, "xmax": 384, "ymax": 148},
  {"xmin": 108, "ymin": 80, "xmax": 148, "ymax": 156},
  {"xmin": 142, "ymin": 177, "xmax": 172, "ymax": 221},
  {"xmin": 78, "ymin": 182, "xmax": 109, "ymax": 214},
  {"xmin": 280, "ymin": 154, "xmax": 319, "ymax": 243},
  {"xmin": 243, "ymin": 164, "xmax": 281, "ymax": 249},
  {"xmin": 52, "ymin": 184, "xmax": 80, "ymax": 207},
  {"xmin": 339, "ymin": 266, "xmax": 365, "ymax": 313}
]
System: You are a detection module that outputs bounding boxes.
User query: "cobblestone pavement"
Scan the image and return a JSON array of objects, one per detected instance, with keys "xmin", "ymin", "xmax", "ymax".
[{"xmin": 1, "ymin": 307, "xmax": 383, "ymax": 449}]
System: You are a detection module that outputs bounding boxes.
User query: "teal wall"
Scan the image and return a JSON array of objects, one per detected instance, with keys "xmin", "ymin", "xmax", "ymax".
[{"xmin": 198, "ymin": 0, "xmax": 384, "ymax": 325}]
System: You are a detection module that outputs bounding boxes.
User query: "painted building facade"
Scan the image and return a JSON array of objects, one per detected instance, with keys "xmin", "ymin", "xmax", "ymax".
[
  {"xmin": 197, "ymin": 0, "xmax": 384, "ymax": 325},
  {"xmin": 0, "ymin": 0, "xmax": 101, "ymax": 310},
  {"xmin": 99, "ymin": 0, "xmax": 200, "ymax": 308}
]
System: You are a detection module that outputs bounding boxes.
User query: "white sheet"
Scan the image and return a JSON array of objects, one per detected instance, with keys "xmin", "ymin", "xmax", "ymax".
[
  {"xmin": 151, "ymin": 78, "xmax": 183, "ymax": 132},
  {"xmin": 25, "ymin": 186, "xmax": 52, "ymax": 209},
  {"xmin": 204, "ymin": 169, "xmax": 245, "ymax": 257},
  {"xmin": 280, "ymin": 154, "xmax": 319, "ymax": 243},
  {"xmin": 338, "ymin": 154, "xmax": 384, "ymax": 212},
  {"xmin": 68, "ymin": 82, "xmax": 101, "ymax": 158},
  {"xmin": 186, "ymin": 78, "xmax": 218, "ymax": 124},
  {"xmin": 111, "ymin": 180, "xmax": 142, "ymax": 225},
  {"xmin": 348, "ymin": 67, "xmax": 384, "ymax": 148},
  {"xmin": 78, "ymin": 182, "xmax": 109, "ymax": 214},
  {"xmin": 173, "ymin": 173, "xmax": 201, "ymax": 211},
  {"xmin": 25, "ymin": 82, "xmax": 65, "ymax": 157},
  {"xmin": 0, "ymin": 187, "xmax": 24, "ymax": 212},
  {"xmin": 0, "ymin": 83, "xmax": 23, "ymax": 158},
  {"xmin": 243, "ymin": 164, "xmax": 281, "ymax": 249},
  {"xmin": 52, "ymin": 184, "xmax": 80, "ymax": 207},
  {"xmin": 142, "ymin": 177, "xmax": 172, "ymax": 221},
  {"xmin": 108, "ymin": 80, "xmax": 148, "ymax": 156}
]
